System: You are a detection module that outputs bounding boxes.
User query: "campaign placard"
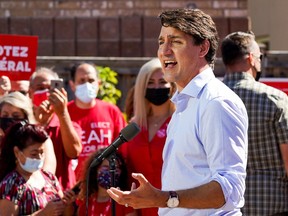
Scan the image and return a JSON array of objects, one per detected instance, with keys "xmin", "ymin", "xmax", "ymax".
[{"xmin": 0, "ymin": 34, "xmax": 38, "ymax": 80}]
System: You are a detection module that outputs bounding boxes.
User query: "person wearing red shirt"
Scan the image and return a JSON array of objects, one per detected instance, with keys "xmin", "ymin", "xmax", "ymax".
[
  {"xmin": 68, "ymin": 63, "xmax": 126, "ymax": 180},
  {"xmin": 125, "ymin": 58, "xmax": 176, "ymax": 215},
  {"xmin": 29, "ymin": 67, "xmax": 82, "ymax": 190},
  {"xmin": 75, "ymin": 149, "xmax": 136, "ymax": 216}
]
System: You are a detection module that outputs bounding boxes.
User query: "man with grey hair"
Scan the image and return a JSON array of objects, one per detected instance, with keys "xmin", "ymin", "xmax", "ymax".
[
  {"xmin": 29, "ymin": 67, "xmax": 82, "ymax": 190},
  {"xmin": 222, "ymin": 31, "xmax": 288, "ymax": 215}
]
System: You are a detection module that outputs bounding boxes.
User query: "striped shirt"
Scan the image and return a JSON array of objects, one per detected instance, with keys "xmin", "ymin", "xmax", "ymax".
[{"xmin": 223, "ymin": 72, "xmax": 288, "ymax": 215}]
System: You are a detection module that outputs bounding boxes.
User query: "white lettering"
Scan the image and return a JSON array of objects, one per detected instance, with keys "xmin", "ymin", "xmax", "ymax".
[
  {"xmin": 0, "ymin": 57, "xmax": 7, "ymax": 70},
  {"xmin": 87, "ymin": 130, "xmax": 101, "ymax": 144},
  {"xmin": 99, "ymin": 129, "xmax": 112, "ymax": 144},
  {"xmin": 0, "ymin": 45, "xmax": 29, "ymax": 57},
  {"xmin": 5, "ymin": 46, "xmax": 12, "ymax": 56},
  {"xmin": 20, "ymin": 47, "xmax": 28, "ymax": 57},
  {"xmin": 12, "ymin": 46, "xmax": 20, "ymax": 57},
  {"xmin": 81, "ymin": 129, "xmax": 113, "ymax": 145},
  {"xmin": 7, "ymin": 61, "xmax": 15, "ymax": 71},
  {"xmin": 15, "ymin": 61, "xmax": 24, "ymax": 71},
  {"xmin": 24, "ymin": 62, "xmax": 31, "ymax": 72},
  {"xmin": 82, "ymin": 145, "xmax": 96, "ymax": 153},
  {"xmin": 81, "ymin": 131, "xmax": 86, "ymax": 145},
  {"xmin": 90, "ymin": 122, "xmax": 111, "ymax": 129},
  {"xmin": 0, "ymin": 60, "xmax": 31, "ymax": 72}
]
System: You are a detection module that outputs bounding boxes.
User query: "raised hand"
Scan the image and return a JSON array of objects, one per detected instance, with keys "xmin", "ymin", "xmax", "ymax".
[{"xmin": 107, "ymin": 173, "xmax": 167, "ymax": 209}]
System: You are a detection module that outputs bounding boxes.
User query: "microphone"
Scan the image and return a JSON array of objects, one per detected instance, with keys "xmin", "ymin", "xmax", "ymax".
[{"xmin": 89, "ymin": 122, "xmax": 141, "ymax": 169}]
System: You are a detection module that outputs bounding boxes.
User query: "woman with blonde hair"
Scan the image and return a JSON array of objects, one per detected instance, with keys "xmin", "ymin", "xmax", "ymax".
[
  {"xmin": 0, "ymin": 91, "xmax": 56, "ymax": 174},
  {"xmin": 125, "ymin": 58, "xmax": 176, "ymax": 216}
]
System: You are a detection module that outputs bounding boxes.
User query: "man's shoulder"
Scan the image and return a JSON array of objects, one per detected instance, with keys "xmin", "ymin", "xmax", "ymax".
[
  {"xmin": 256, "ymin": 81, "xmax": 288, "ymax": 105},
  {"xmin": 204, "ymin": 78, "xmax": 247, "ymax": 109}
]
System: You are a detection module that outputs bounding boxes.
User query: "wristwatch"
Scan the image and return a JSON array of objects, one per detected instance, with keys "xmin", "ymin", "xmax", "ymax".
[{"xmin": 166, "ymin": 191, "xmax": 179, "ymax": 208}]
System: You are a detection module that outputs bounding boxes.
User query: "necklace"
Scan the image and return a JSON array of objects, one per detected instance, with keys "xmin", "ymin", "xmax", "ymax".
[{"xmin": 149, "ymin": 112, "xmax": 170, "ymax": 128}]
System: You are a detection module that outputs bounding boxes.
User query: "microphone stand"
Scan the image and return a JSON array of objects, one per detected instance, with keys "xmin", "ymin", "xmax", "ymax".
[{"xmin": 109, "ymin": 153, "xmax": 117, "ymax": 216}]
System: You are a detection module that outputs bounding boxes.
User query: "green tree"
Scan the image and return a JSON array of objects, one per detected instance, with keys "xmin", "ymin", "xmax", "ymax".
[{"xmin": 96, "ymin": 66, "xmax": 121, "ymax": 105}]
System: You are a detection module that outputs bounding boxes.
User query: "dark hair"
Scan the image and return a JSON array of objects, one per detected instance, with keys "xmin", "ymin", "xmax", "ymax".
[
  {"xmin": 221, "ymin": 31, "xmax": 255, "ymax": 66},
  {"xmin": 78, "ymin": 148, "xmax": 128, "ymax": 200},
  {"xmin": 70, "ymin": 62, "xmax": 99, "ymax": 82},
  {"xmin": 0, "ymin": 122, "xmax": 48, "ymax": 181},
  {"xmin": 159, "ymin": 8, "xmax": 219, "ymax": 65},
  {"xmin": 70, "ymin": 62, "xmax": 82, "ymax": 82}
]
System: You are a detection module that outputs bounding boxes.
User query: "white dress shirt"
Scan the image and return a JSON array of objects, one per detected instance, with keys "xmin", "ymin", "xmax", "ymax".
[{"xmin": 159, "ymin": 68, "xmax": 248, "ymax": 216}]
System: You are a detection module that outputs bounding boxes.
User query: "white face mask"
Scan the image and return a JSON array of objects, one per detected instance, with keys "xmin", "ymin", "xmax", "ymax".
[
  {"xmin": 18, "ymin": 152, "xmax": 44, "ymax": 173},
  {"xmin": 75, "ymin": 82, "xmax": 98, "ymax": 103}
]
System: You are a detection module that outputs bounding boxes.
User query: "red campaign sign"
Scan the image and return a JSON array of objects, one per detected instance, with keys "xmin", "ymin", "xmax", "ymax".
[
  {"xmin": 0, "ymin": 34, "xmax": 38, "ymax": 81},
  {"xmin": 261, "ymin": 78, "xmax": 288, "ymax": 95}
]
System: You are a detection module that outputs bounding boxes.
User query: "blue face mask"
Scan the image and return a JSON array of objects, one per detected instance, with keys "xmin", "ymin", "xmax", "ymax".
[
  {"xmin": 18, "ymin": 152, "xmax": 44, "ymax": 173},
  {"xmin": 97, "ymin": 166, "xmax": 121, "ymax": 189}
]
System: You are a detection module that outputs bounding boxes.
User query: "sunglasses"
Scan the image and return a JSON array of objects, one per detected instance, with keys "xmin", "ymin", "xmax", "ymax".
[{"xmin": 252, "ymin": 53, "xmax": 263, "ymax": 61}]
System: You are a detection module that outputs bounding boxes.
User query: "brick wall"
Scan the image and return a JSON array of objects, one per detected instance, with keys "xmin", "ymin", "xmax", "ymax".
[
  {"xmin": 0, "ymin": 16, "xmax": 250, "ymax": 57},
  {"xmin": 0, "ymin": 0, "xmax": 250, "ymax": 110},
  {"xmin": 0, "ymin": 0, "xmax": 248, "ymax": 18},
  {"xmin": 0, "ymin": 0, "xmax": 249, "ymax": 57}
]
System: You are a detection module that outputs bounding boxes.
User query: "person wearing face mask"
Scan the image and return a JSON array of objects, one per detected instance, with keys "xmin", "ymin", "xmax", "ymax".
[
  {"xmin": 29, "ymin": 67, "xmax": 82, "ymax": 191},
  {"xmin": 222, "ymin": 31, "xmax": 288, "ymax": 215},
  {"xmin": 73, "ymin": 148, "xmax": 136, "ymax": 216},
  {"xmin": 124, "ymin": 58, "xmax": 176, "ymax": 216},
  {"xmin": 68, "ymin": 63, "xmax": 126, "ymax": 180},
  {"xmin": 0, "ymin": 122, "xmax": 76, "ymax": 215},
  {"xmin": 0, "ymin": 91, "xmax": 57, "ymax": 174}
]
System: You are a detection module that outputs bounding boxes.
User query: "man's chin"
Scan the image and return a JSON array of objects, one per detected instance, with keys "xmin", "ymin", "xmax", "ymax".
[{"xmin": 163, "ymin": 73, "xmax": 176, "ymax": 83}]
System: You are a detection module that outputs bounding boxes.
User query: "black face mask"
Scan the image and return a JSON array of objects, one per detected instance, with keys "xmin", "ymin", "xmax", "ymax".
[
  {"xmin": 145, "ymin": 88, "xmax": 170, "ymax": 106},
  {"xmin": 255, "ymin": 71, "xmax": 262, "ymax": 81},
  {"xmin": 0, "ymin": 118, "xmax": 25, "ymax": 133}
]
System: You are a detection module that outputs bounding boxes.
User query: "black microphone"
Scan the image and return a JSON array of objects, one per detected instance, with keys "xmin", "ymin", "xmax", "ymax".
[{"xmin": 89, "ymin": 122, "xmax": 141, "ymax": 169}]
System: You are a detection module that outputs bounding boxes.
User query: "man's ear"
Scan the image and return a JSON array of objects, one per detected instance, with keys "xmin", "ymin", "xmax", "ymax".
[
  {"xmin": 69, "ymin": 80, "xmax": 76, "ymax": 92},
  {"xmin": 199, "ymin": 39, "xmax": 210, "ymax": 58},
  {"xmin": 247, "ymin": 53, "xmax": 255, "ymax": 66},
  {"xmin": 97, "ymin": 79, "xmax": 101, "ymax": 86}
]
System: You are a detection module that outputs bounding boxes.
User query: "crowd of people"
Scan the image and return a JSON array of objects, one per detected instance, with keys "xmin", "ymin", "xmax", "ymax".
[{"xmin": 0, "ymin": 7, "xmax": 288, "ymax": 216}]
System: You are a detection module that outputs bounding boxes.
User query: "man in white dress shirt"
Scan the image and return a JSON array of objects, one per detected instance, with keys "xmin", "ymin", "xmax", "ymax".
[{"xmin": 107, "ymin": 8, "xmax": 248, "ymax": 215}]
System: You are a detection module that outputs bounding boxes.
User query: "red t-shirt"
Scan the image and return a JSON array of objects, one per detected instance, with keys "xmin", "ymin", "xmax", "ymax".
[
  {"xmin": 126, "ymin": 117, "xmax": 171, "ymax": 216},
  {"xmin": 46, "ymin": 114, "xmax": 82, "ymax": 190},
  {"xmin": 77, "ymin": 193, "xmax": 134, "ymax": 216},
  {"xmin": 68, "ymin": 99, "xmax": 126, "ymax": 179}
]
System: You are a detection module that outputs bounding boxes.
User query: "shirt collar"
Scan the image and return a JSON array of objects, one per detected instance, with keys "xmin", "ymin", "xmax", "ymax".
[
  {"xmin": 223, "ymin": 72, "xmax": 255, "ymax": 82},
  {"xmin": 171, "ymin": 67, "xmax": 215, "ymax": 103}
]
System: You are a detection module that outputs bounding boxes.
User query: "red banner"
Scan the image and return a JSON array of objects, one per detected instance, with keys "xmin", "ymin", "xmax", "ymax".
[
  {"xmin": 0, "ymin": 34, "xmax": 38, "ymax": 81},
  {"xmin": 261, "ymin": 78, "xmax": 288, "ymax": 95}
]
